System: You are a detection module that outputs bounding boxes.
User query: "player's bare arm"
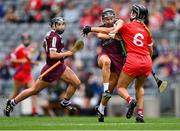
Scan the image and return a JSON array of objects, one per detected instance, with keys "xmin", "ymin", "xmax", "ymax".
[
  {"xmin": 10, "ymin": 58, "xmax": 28, "ymax": 64},
  {"xmin": 91, "ymin": 27, "xmax": 114, "ymax": 34},
  {"xmin": 82, "ymin": 26, "xmax": 113, "ymax": 36},
  {"xmin": 49, "ymin": 50, "xmax": 73, "ymax": 59},
  {"xmin": 109, "ymin": 19, "xmax": 124, "ymax": 39},
  {"xmin": 148, "ymin": 45, "xmax": 153, "ymax": 57},
  {"xmin": 112, "ymin": 19, "xmax": 124, "ymax": 33},
  {"xmin": 97, "ymin": 32, "xmax": 121, "ymax": 41}
]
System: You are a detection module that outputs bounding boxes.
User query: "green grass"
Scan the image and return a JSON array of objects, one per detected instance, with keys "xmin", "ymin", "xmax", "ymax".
[{"xmin": 0, "ymin": 117, "xmax": 180, "ymax": 130}]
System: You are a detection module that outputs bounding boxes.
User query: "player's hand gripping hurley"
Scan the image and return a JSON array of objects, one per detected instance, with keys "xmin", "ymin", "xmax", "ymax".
[{"xmin": 39, "ymin": 40, "xmax": 84, "ymax": 80}]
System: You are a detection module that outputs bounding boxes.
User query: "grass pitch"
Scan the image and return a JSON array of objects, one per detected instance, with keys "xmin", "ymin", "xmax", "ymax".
[{"xmin": 0, "ymin": 117, "xmax": 180, "ymax": 130}]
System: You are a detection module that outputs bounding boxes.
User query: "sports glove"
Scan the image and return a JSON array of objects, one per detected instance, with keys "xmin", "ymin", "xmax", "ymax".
[
  {"xmin": 108, "ymin": 31, "xmax": 116, "ymax": 39},
  {"xmin": 82, "ymin": 26, "xmax": 91, "ymax": 36}
]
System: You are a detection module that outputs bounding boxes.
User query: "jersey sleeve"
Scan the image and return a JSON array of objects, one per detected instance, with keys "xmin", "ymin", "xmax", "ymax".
[
  {"xmin": 118, "ymin": 24, "xmax": 126, "ymax": 35},
  {"xmin": 11, "ymin": 52, "xmax": 16, "ymax": 59},
  {"xmin": 49, "ymin": 36, "xmax": 58, "ymax": 52},
  {"xmin": 12, "ymin": 47, "xmax": 23, "ymax": 59}
]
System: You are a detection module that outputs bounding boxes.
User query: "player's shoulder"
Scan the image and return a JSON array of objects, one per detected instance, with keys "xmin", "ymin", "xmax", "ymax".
[
  {"xmin": 45, "ymin": 30, "xmax": 59, "ymax": 39},
  {"xmin": 122, "ymin": 21, "xmax": 137, "ymax": 30},
  {"xmin": 14, "ymin": 44, "xmax": 24, "ymax": 52}
]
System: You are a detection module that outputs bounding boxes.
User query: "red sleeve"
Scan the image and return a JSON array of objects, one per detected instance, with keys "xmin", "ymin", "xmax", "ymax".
[
  {"xmin": 11, "ymin": 47, "xmax": 23, "ymax": 59},
  {"xmin": 16, "ymin": 48, "xmax": 24, "ymax": 58},
  {"xmin": 119, "ymin": 25, "xmax": 126, "ymax": 35}
]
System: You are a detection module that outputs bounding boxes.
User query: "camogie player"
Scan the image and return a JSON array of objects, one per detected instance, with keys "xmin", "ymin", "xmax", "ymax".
[
  {"xmin": 9, "ymin": 33, "xmax": 37, "ymax": 115},
  {"xmin": 109, "ymin": 4, "xmax": 153, "ymax": 122},
  {"xmin": 82, "ymin": 8, "xmax": 125, "ymax": 122},
  {"xmin": 4, "ymin": 17, "xmax": 81, "ymax": 117}
]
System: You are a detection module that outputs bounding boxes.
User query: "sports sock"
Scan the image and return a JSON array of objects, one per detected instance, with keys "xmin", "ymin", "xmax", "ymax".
[
  {"xmin": 32, "ymin": 107, "xmax": 37, "ymax": 114},
  {"xmin": 98, "ymin": 103, "xmax": 105, "ymax": 115},
  {"xmin": 126, "ymin": 96, "xmax": 132, "ymax": 104},
  {"xmin": 103, "ymin": 83, "xmax": 109, "ymax": 92},
  {"xmin": 62, "ymin": 98, "xmax": 70, "ymax": 104},
  {"xmin": 137, "ymin": 108, "xmax": 143, "ymax": 116}
]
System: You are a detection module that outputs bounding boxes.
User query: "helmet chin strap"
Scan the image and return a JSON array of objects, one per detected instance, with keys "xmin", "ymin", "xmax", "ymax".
[{"xmin": 56, "ymin": 30, "xmax": 64, "ymax": 35}]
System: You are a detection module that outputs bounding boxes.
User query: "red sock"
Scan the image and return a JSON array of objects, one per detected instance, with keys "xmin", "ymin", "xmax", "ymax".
[
  {"xmin": 126, "ymin": 96, "xmax": 132, "ymax": 104},
  {"xmin": 137, "ymin": 108, "xmax": 143, "ymax": 115},
  {"xmin": 32, "ymin": 107, "xmax": 37, "ymax": 114}
]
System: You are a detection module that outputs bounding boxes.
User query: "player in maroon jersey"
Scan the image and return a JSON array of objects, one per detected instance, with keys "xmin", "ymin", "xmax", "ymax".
[
  {"xmin": 4, "ymin": 17, "xmax": 81, "ymax": 117},
  {"xmin": 9, "ymin": 33, "xmax": 38, "ymax": 115},
  {"xmin": 82, "ymin": 8, "xmax": 125, "ymax": 122}
]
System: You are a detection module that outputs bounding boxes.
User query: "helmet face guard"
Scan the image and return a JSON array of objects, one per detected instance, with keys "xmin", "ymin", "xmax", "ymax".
[
  {"xmin": 130, "ymin": 4, "xmax": 148, "ymax": 22},
  {"xmin": 102, "ymin": 8, "xmax": 115, "ymax": 26},
  {"xmin": 50, "ymin": 17, "xmax": 66, "ymax": 34}
]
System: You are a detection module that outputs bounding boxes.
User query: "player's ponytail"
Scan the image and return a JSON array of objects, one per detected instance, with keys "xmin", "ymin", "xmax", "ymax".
[{"xmin": 140, "ymin": 21, "xmax": 151, "ymax": 36}]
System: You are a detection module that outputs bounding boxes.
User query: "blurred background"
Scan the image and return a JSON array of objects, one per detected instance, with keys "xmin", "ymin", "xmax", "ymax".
[{"xmin": 0, "ymin": 0, "xmax": 179, "ymax": 117}]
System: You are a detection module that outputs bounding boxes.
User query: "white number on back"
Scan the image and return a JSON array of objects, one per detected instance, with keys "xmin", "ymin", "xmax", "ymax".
[{"xmin": 133, "ymin": 33, "xmax": 144, "ymax": 46}]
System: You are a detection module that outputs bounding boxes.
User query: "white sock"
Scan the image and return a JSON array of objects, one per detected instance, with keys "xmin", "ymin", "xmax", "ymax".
[
  {"xmin": 98, "ymin": 103, "xmax": 105, "ymax": 115},
  {"xmin": 10, "ymin": 99, "xmax": 17, "ymax": 106},
  {"xmin": 103, "ymin": 83, "xmax": 109, "ymax": 92},
  {"xmin": 62, "ymin": 99, "xmax": 70, "ymax": 104}
]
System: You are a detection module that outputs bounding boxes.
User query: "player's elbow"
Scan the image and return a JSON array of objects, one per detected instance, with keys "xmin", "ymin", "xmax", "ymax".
[
  {"xmin": 49, "ymin": 53, "xmax": 55, "ymax": 59},
  {"xmin": 114, "ymin": 19, "xmax": 124, "ymax": 32},
  {"xmin": 73, "ymin": 78, "xmax": 81, "ymax": 89},
  {"xmin": 49, "ymin": 51, "xmax": 60, "ymax": 59},
  {"xmin": 115, "ymin": 19, "xmax": 124, "ymax": 27}
]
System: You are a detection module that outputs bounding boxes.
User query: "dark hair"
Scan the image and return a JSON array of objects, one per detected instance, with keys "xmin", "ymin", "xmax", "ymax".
[{"xmin": 21, "ymin": 33, "xmax": 31, "ymax": 40}]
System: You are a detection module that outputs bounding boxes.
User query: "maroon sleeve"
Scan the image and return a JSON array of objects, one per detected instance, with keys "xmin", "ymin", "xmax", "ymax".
[{"xmin": 49, "ymin": 36, "xmax": 58, "ymax": 51}]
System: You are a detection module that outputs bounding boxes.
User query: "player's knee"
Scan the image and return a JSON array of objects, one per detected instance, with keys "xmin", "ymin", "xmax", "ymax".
[
  {"xmin": 76, "ymin": 79, "xmax": 81, "ymax": 88},
  {"xmin": 73, "ymin": 79, "xmax": 81, "ymax": 88},
  {"xmin": 103, "ymin": 59, "xmax": 111, "ymax": 67}
]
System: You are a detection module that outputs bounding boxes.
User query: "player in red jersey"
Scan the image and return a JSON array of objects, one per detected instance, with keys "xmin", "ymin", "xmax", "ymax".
[
  {"xmin": 108, "ymin": 4, "xmax": 153, "ymax": 123},
  {"xmin": 82, "ymin": 8, "xmax": 125, "ymax": 122},
  {"xmin": 9, "ymin": 33, "xmax": 38, "ymax": 115},
  {"xmin": 4, "ymin": 17, "xmax": 81, "ymax": 117}
]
